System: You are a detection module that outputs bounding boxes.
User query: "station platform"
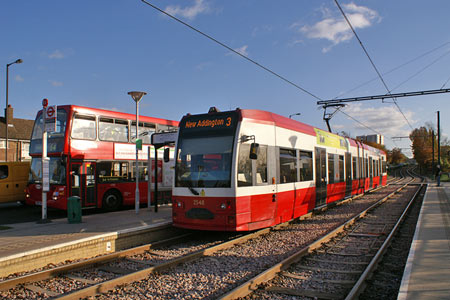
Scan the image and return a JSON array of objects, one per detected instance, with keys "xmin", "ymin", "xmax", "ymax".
[
  {"xmin": 0, "ymin": 205, "xmax": 173, "ymax": 277},
  {"xmin": 398, "ymin": 181, "xmax": 450, "ymax": 300}
]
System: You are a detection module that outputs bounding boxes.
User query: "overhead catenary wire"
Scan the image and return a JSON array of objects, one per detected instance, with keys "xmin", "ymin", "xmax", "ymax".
[
  {"xmin": 334, "ymin": 0, "xmax": 413, "ymax": 131},
  {"xmin": 140, "ymin": 0, "xmax": 406, "ymax": 148},
  {"xmin": 339, "ymin": 108, "xmax": 399, "ymax": 147},
  {"xmin": 441, "ymin": 75, "xmax": 450, "ymax": 89},
  {"xmin": 389, "ymin": 48, "xmax": 450, "ymax": 93},
  {"xmin": 334, "ymin": 41, "xmax": 450, "ymax": 99},
  {"xmin": 140, "ymin": 0, "xmax": 322, "ymax": 101}
]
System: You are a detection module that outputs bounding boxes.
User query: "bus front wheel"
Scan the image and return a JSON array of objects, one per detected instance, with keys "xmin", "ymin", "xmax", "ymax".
[{"xmin": 102, "ymin": 190, "xmax": 122, "ymax": 211}]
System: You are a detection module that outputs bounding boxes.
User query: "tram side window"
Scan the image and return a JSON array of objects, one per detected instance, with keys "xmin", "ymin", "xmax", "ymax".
[
  {"xmin": 279, "ymin": 148, "xmax": 297, "ymax": 183},
  {"xmin": 365, "ymin": 158, "xmax": 369, "ymax": 177},
  {"xmin": 98, "ymin": 161, "xmax": 130, "ymax": 183},
  {"xmin": 99, "ymin": 118, "xmax": 129, "ymax": 142},
  {"xmin": 299, "ymin": 150, "xmax": 313, "ymax": 181},
  {"xmin": 339, "ymin": 155, "xmax": 344, "ymax": 182},
  {"xmin": 71, "ymin": 115, "xmax": 96, "ymax": 140},
  {"xmin": 328, "ymin": 154, "xmax": 335, "ymax": 184},
  {"xmin": 237, "ymin": 144, "xmax": 252, "ymax": 187},
  {"xmin": 352, "ymin": 157, "xmax": 357, "ymax": 179},
  {"xmin": 256, "ymin": 145, "xmax": 268, "ymax": 184},
  {"xmin": 358, "ymin": 157, "xmax": 363, "ymax": 179},
  {"xmin": 382, "ymin": 160, "xmax": 387, "ymax": 173}
]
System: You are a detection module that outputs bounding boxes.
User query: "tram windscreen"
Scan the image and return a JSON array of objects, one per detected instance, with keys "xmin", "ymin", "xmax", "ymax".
[{"xmin": 175, "ymin": 135, "xmax": 233, "ymax": 188}]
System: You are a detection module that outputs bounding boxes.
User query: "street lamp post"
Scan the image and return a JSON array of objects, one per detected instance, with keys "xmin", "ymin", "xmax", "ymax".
[
  {"xmin": 5, "ymin": 59, "xmax": 23, "ymax": 161},
  {"xmin": 128, "ymin": 91, "xmax": 147, "ymax": 214},
  {"xmin": 289, "ymin": 112, "xmax": 301, "ymax": 119}
]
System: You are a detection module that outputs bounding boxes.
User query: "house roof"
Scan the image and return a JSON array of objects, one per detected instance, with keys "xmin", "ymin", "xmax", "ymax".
[{"xmin": 0, "ymin": 116, "xmax": 34, "ymax": 140}]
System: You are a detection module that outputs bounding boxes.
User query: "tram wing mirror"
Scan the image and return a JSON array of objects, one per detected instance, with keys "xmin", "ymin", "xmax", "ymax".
[
  {"xmin": 163, "ymin": 148, "xmax": 170, "ymax": 163},
  {"xmin": 249, "ymin": 143, "xmax": 259, "ymax": 160}
]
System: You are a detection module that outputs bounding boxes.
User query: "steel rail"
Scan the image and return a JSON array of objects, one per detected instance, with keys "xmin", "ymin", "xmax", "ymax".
[
  {"xmin": 345, "ymin": 183, "xmax": 425, "ymax": 299},
  {"xmin": 54, "ymin": 225, "xmax": 283, "ymax": 300},
  {"xmin": 0, "ymin": 230, "xmax": 193, "ymax": 291},
  {"xmin": 55, "ymin": 181, "xmax": 399, "ymax": 299},
  {"xmin": 219, "ymin": 177, "xmax": 415, "ymax": 299}
]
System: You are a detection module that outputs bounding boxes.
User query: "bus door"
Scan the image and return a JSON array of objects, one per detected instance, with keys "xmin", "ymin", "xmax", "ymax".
[
  {"xmin": 70, "ymin": 162, "xmax": 96, "ymax": 207},
  {"xmin": 315, "ymin": 147, "xmax": 327, "ymax": 207},
  {"xmin": 345, "ymin": 153, "xmax": 352, "ymax": 198}
]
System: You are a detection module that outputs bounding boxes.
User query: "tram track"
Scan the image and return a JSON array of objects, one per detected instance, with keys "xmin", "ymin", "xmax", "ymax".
[
  {"xmin": 223, "ymin": 176, "xmax": 424, "ymax": 299},
  {"xmin": 74, "ymin": 181, "xmax": 416, "ymax": 298},
  {"xmin": 0, "ymin": 173, "xmax": 418, "ymax": 300}
]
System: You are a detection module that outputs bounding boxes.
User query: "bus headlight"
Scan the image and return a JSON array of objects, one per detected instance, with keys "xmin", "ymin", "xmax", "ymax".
[
  {"xmin": 220, "ymin": 203, "xmax": 227, "ymax": 210},
  {"xmin": 177, "ymin": 202, "xmax": 183, "ymax": 208},
  {"xmin": 52, "ymin": 191, "xmax": 59, "ymax": 201}
]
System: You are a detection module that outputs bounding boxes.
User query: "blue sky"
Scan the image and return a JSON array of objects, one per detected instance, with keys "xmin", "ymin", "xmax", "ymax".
[{"xmin": 2, "ymin": 0, "xmax": 450, "ymax": 157}]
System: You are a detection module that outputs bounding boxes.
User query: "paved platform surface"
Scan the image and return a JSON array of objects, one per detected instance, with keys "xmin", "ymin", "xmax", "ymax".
[
  {"xmin": 0, "ymin": 205, "xmax": 172, "ymax": 261},
  {"xmin": 398, "ymin": 181, "xmax": 450, "ymax": 300}
]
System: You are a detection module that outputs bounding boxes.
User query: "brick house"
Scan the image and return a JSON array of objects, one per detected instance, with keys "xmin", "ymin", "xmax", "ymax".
[{"xmin": 0, "ymin": 105, "xmax": 34, "ymax": 162}]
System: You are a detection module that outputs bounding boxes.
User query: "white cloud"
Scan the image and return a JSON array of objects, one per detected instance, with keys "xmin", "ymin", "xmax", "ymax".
[
  {"xmin": 252, "ymin": 25, "xmax": 273, "ymax": 37},
  {"xmin": 49, "ymin": 80, "xmax": 63, "ymax": 87},
  {"xmin": 226, "ymin": 45, "xmax": 249, "ymax": 57},
  {"xmin": 295, "ymin": 2, "xmax": 380, "ymax": 52},
  {"xmin": 195, "ymin": 62, "xmax": 212, "ymax": 71},
  {"xmin": 165, "ymin": 0, "xmax": 210, "ymax": 20},
  {"xmin": 15, "ymin": 75, "xmax": 24, "ymax": 82},
  {"xmin": 341, "ymin": 103, "xmax": 414, "ymax": 137},
  {"xmin": 48, "ymin": 49, "xmax": 65, "ymax": 59}
]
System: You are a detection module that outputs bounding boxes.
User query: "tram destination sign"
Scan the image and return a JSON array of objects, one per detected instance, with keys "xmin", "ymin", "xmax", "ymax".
[{"xmin": 180, "ymin": 111, "xmax": 238, "ymax": 134}]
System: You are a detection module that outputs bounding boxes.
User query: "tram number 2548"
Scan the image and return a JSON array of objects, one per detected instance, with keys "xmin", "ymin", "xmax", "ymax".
[{"xmin": 193, "ymin": 199, "xmax": 205, "ymax": 206}]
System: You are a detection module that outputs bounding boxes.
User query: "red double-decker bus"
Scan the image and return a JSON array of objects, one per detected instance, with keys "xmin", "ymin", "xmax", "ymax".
[{"xmin": 25, "ymin": 105, "xmax": 178, "ymax": 211}]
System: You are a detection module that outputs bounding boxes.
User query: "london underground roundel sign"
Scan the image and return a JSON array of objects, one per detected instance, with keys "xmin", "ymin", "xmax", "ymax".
[{"xmin": 46, "ymin": 106, "xmax": 55, "ymax": 118}]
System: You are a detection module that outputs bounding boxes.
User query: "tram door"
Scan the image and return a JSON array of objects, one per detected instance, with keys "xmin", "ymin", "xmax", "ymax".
[
  {"xmin": 369, "ymin": 157, "xmax": 373, "ymax": 188},
  {"xmin": 70, "ymin": 162, "xmax": 96, "ymax": 207},
  {"xmin": 315, "ymin": 147, "xmax": 327, "ymax": 207},
  {"xmin": 345, "ymin": 153, "xmax": 352, "ymax": 197},
  {"xmin": 379, "ymin": 158, "xmax": 383, "ymax": 184}
]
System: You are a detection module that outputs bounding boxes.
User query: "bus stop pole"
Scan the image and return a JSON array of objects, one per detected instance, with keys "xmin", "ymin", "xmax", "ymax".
[
  {"xmin": 154, "ymin": 147, "xmax": 158, "ymax": 213},
  {"xmin": 42, "ymin": 129, "xmax": 47, "ymax": 221},
  {"xmin": 40, "ymin": 102, "xmax": 49, "ymax": 223},
  {"xmin": 147, "ymin": 146, "xmax": 151, "ymax": 210}
]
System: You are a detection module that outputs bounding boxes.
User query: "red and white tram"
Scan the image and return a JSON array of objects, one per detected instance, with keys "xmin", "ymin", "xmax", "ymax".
[{"xmin": 172, "ymin": 108, "xmax": 387, "ymax": 231}]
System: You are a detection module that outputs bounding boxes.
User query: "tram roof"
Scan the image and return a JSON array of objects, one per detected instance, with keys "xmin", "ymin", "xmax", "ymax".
[
  {"xmin": 239, "ymin": 109, "xmax": 317, "ymax": 136},
  {"xmin": 239, "ymin": 109, "xmax": 385, "ymax": 156}
]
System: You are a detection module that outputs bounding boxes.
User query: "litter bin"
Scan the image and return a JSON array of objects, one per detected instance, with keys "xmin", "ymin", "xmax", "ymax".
[{"xmin": 67, "ymin": 196, "xmax": 82, "ymax": 223}]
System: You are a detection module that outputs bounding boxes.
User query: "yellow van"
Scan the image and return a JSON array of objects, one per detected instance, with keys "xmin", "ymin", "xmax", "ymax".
[{"xmin": 0, "ymin": 161, "xmax": 30, "ymax": 204}]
